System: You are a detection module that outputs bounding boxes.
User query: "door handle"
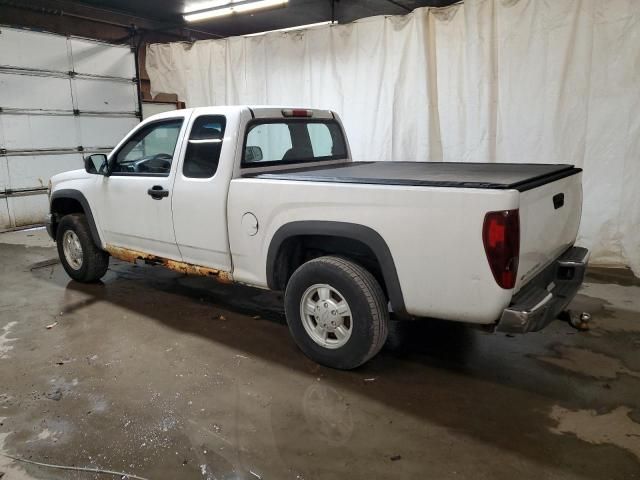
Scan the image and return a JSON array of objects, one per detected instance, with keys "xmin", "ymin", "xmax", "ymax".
[{"xmin": 147, "ymin": 185, "xmax": 169, "ymax": 200}]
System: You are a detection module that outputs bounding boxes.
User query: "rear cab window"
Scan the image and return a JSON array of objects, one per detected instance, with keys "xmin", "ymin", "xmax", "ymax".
[{"xmin": 242, "ymin": 119, "xmax": 347, "ymax": 168}]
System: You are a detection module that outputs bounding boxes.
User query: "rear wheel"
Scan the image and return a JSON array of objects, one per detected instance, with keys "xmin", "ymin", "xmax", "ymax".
[
  {"xmin": 56, "ymin": 213, "xmax": 109, "ymax": 282},
  {"xmin": 285, "ymin": 256, "xmax": 389, "ymax": 369}
]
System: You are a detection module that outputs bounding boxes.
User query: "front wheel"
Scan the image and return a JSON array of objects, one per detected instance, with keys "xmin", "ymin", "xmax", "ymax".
[
  {"xmin": 285, "ymin": 256, "xmax": 389, "ymax": 370},
  {"xmin": 56, "ymin": 213, "xmax": 109, "ymax": 283}
]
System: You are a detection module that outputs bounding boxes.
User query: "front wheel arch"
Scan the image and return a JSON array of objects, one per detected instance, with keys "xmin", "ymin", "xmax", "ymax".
[
  {"xmin": 50, "ymin": 189, "xmax": 102, "ymax": 248},
  {"xmin": 56, "ymin": 213, "xmax": 109, "ymax": 282}
]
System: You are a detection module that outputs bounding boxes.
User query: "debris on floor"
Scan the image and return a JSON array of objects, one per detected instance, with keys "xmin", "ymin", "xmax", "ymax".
[
  {"xmin": 29, "ymin": 259, "xmax": 59, "ymax": 270},
  {"xmin": 46, "ymin": 388, "xmax": 63, "ymax": 401}
]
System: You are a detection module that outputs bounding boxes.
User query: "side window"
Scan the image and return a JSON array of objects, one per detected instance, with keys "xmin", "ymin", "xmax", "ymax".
[
  {"xmin": 112, "ymin": 119, "xmax": 183, "ymax": 175},
  {"xmin": 183, "ymin": 115, "xmax": 226, "ymax": 179}
]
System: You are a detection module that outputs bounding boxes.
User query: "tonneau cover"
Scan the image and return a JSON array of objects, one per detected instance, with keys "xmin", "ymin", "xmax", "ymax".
[{"xmin": 245, "ymin": 162, "xmax": 581, "ymax": 191}]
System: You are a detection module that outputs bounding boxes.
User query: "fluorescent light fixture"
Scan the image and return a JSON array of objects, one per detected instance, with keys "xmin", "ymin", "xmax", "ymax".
[
  {"xmin": 244, "ymin": 21, "xmax": 337, "ymax": 37},
  {"xmin": 184, "ymin": 0, "xmax": 288, "ymax": 23},
  {"xmin": 184, "ymin": 0, "xmax": 240, "ymax": 14}
]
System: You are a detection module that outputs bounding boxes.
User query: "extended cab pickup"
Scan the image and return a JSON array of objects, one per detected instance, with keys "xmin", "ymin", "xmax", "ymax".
[{"xmin": 47, "ymin": 106, "xmax": 589, "ymax": 369}]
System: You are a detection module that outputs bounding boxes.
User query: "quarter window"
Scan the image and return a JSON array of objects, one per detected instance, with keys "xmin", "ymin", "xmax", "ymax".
[
  {"xmin": 183, "ymin": 115, "xmax": 226, "ymax": 179},
  {"xmin": 307, "ymin": 123, "xmax": 334, "ymax": 157}
]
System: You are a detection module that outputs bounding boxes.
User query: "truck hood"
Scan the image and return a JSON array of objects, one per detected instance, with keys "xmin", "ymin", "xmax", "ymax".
[{"xmin": 51, "ymin": 169, "xmax": 91, "ymax": 186}]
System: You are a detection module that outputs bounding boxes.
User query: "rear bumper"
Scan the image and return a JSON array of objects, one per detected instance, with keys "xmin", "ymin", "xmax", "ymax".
[{"xmin": 496, "ymin": 246, "xmax": 589, "ymax": 333}]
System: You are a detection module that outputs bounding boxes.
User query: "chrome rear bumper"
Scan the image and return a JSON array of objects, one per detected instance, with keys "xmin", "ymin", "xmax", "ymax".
[{"xmin": 497, "ymin": 246, "xmax": 589, "ymax": 333}]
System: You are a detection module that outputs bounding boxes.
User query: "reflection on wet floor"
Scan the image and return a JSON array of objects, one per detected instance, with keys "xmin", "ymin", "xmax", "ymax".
[{"xmin": 0, "ymin": 235, "xmax": 639, "ymax": 480}]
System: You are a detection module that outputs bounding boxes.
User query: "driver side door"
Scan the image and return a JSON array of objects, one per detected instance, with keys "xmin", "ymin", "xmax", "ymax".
[{"xmin": 94, "ymin": 114, "xmax": 190, "ymax": 260}]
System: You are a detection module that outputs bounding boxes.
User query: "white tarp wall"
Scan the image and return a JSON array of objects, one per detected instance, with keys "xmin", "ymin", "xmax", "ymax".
[
  {"xmin": 147, "ymin": 0, "xmax": 640, "ymax": 273},
  {"xmin": 0, "ymin": 27, "xmax": 139, "ymax": 230}
]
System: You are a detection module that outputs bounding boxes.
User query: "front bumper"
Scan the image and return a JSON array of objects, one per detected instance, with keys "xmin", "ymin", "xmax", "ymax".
[
  {"xmin": 45, "ymin": 213, "xmax": 55, "ymax": 240},
  {"xmin": 496, "ymin": 246, "xmax": 589, "ymax": 333}
]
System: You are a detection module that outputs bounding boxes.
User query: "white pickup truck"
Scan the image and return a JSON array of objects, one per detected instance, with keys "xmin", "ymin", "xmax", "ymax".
[{"xmin": 47, "ymin": 106, "xmax": 589, "ymax": 369}]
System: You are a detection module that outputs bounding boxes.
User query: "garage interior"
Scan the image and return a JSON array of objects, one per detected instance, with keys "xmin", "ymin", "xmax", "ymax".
[{"xmin": 1, "ymin": 0, "xmax": 639, "ymax": 479}]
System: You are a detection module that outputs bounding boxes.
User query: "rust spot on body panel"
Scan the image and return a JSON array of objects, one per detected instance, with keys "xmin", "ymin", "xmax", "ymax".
[{"xmin": 105, "ymin": 245, "xmax": 233, "ymax": 284}]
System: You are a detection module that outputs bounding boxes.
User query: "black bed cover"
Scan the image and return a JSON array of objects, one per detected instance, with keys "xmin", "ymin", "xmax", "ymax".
[{"xmin": 245, "ymin": 162, "xmax": 581, "ymax": 192}]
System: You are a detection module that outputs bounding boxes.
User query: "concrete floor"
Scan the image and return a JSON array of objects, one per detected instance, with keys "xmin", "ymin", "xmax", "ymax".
[{"xmin": 0, "ymin": 229, "xmax": 639, "ymax": 480}]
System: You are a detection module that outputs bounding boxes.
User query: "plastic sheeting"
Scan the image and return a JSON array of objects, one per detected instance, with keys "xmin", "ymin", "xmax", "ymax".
[{"xmin": 146, "ymin": 0, "xmax": 640, "ymax": 273}]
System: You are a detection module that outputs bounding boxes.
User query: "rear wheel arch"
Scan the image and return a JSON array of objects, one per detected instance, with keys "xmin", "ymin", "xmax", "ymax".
[
  {"xmin": 266, "ymin": 221, "xmax": 406, "ymax": 315},
  {"xmin": 50, "ymin": 189, "xmax": 102, "ymax": 247}
]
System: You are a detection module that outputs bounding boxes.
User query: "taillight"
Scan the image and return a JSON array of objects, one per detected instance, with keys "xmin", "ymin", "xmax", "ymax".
[{"xmin": 482, "ymin": 209, "xmax": 520, "ymax": 289}]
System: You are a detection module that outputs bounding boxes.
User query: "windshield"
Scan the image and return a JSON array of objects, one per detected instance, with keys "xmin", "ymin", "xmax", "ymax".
[{"xmin": 242, "ymin": 120, "xmax": 347, "ymax": 168}]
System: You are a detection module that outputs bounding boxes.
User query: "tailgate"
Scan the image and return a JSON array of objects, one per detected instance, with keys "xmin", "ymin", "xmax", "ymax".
[{"xmin": 516, "ymin": 172, "xmax": 583, "ymax": 292}]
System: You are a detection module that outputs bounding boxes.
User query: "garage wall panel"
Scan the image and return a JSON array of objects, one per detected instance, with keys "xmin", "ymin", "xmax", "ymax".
[
  {"xmin": 78, "ymin": 117, "xmax": 139, "ymax": 149},
  {"xmin": 0, "ymin": 27, "xmax": 139, "ymax": 230},
  {"xmin": 7, "ymin": 194, "xmax": 49, "ymax": 227},
  {"xmin": 146, "ymin": 0, "xmax": 640, "ymax": 273},
  {"xmin": 0, "ymin": 74, "xmax": 73, "ymax": 111},
  {"xmin": 73, "ymin": 78, "xmax": 138, "ymax": 113},
  {"xmin": 0, "ymin": 115, "xmax": 78, "ymax": 151},
  {"xmin": 6, "ymin": 154, "xmax": 84, "ymax": 190},
  {"xmin": 0, "ymin": 27, "xmax": 69, "ymax": 71},
  {"xmin": 0, "ymin": 198, "xmax": 9, "ymax": 229},
  {"xmin": 70, "ymin": 38, "xmax": 136, "ymax": 78},
  {"xmin": 0, "ymin": 158, "xmax": 8, "ymax": 192}
]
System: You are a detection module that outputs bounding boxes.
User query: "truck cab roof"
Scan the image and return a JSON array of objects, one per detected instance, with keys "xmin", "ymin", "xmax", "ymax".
[{"xmin": 145, "ymin": 105, "xmax": 335, "ymax": 123}]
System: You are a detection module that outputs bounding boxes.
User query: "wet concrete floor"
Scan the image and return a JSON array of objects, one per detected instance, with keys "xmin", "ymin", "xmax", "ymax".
[{"xmin": 0, "ymin": 229, "xmax": 639, "ymax": 479}]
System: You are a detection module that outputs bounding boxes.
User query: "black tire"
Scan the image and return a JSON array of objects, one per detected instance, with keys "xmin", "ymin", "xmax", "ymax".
[
  {"xmin": 56, "ymin": 213, "xmax": 109, "ymax": 283},
  {"xmin": 285, "ymin": 256, "xmax": 389, "ymax": 370}
]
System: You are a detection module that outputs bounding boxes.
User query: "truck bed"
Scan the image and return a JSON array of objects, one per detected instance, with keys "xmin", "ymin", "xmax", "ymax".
[{"xmin": 246, "ymin": 162, "xmax": 581, "ymax": 192}]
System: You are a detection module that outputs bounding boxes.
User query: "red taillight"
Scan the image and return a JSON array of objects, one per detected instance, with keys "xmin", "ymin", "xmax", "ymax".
[{"xmin": 482, "ymin": 209, "xmax": 520, "ymax": 289}]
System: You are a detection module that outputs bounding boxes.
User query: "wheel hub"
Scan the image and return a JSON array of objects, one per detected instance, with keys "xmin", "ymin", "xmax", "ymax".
[
  {"xmin": 300, "ymin": 284, "xmax": 353, "ymax": 349},
  {"xmin": 315, "ymin": 300, "xmax": 340, "ymax": 330},
  {"xmin": 62, "ymin": 230, "xmax": 83, "ymax": 270}
]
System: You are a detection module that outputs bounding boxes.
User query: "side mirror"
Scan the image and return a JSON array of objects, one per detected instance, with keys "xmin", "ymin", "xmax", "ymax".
[
  {"xmin": 244, "ymin": 146, "xmax": 263, "ymax": 163},
  {"xmin": 84, "ymin": 154, "xmax": 108, "ymax": 175}
]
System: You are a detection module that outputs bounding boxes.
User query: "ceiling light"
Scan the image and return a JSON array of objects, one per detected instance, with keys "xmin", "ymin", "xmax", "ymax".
[
  {"xmin": 244, "ymin": 21, "xmax": 337, "ymax": 37},
  {"xmin": 184, "ymin": 0, "xmax": 288, "ymax": 23},
  {"xmin": 184, "ymin": 0, "xmax": 241, "ymax": 15}
]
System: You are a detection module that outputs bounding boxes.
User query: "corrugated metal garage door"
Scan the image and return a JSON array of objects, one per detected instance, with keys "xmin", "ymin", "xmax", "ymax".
[{"xmin": 0, "ymin": 26, "xmax": 140, "ymax": 230}]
